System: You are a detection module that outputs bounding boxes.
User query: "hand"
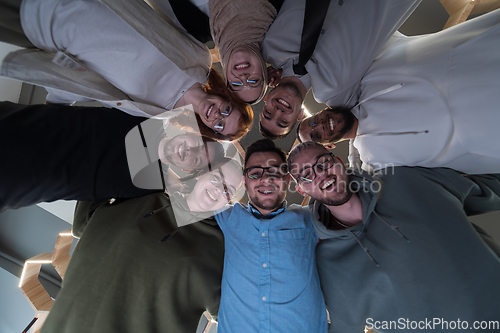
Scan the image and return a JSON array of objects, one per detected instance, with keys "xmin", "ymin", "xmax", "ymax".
[{"xmin": 267, "ymin": 66, "xmax": 283, "ymax": 88}]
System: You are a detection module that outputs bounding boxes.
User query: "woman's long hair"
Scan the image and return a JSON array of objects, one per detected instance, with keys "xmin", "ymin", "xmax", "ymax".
[
  {"xmin": 169, "ymin": 68, "xmax": 253, "ymax": 141},
  {"xmin": 170, "ymin": 67, "xmax": 253, "ymax": 141}
]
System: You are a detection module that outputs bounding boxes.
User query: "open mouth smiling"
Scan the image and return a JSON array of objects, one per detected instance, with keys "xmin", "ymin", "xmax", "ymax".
[
  {"xmin": 206, "ymin": 189, "xmax": 218, "ymax": 201},
  {"xmin": 176, "ymin": 141, "xmax": 186, "ymax": 161},
  {"xmin": 277, "ymin": 98, "xmax": 290, "ymax": 108},
  {"xmin": 329, "ymin": 118, "xmax": 335, "ymax": 133},
  {"xmin": 234, "ymin": 62, "xmax": 250, "ymax": 70},
  {"xmin": 206, "ymin": 104, "xmax": 215, "ymax": 119},
  {"xmin": 321, "ymin": 177, "xmax": 336, "ymax": 190},
  {"xmin": 257, "ymin": 186, "xmax": 277, "ymax": 195}
]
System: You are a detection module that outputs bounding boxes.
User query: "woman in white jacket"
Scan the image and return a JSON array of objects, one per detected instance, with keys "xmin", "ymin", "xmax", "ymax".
[{"xmin": 0, "ymin": 0, "xmax": 253, "ymax": 141}]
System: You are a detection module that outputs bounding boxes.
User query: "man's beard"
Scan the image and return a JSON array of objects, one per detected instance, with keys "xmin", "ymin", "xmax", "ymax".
[
  {"xmin": 330, "ymin": 108, "xmax": 356, "ymax": 143},
  {"xmin": 251, "ymin": 197, "xmax": 282, "ymax": 211},
  {"xmin": 249, "ymin": 187, "xmax": 285, "ymax": 212},
  {"xmin": 320, "ymin": 189, "xmax": 352, "ymax": 206},
  {"xmin": 312, "ymin": 176, "xmax": 353, "ymax": 206}
]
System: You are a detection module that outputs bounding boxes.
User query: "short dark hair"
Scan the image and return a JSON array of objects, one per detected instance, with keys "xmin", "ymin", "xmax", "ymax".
[
  {"xmin": 244, "ymin": 139, "xmax": 287, "ymax": 168},
  {"xmin": 259, "ymin": 121, "xmax": 292, "ymax": 140}
]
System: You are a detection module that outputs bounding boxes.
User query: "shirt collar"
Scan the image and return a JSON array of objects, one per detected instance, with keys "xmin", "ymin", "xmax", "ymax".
[{"xmin": 247, "ymin": 201, "xmax": 287, "ymax": 219}]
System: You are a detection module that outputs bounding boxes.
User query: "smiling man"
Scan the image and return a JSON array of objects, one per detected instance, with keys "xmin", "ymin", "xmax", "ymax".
[
  {"xmin": 0, "ymin": 102, "xmax": 222, "ymax": 212},
  {"xmin": 289, "ymin": 141, "xmax": 500, "ymax": 333},
  {"xmin": 259, "ymin": 76, "xmax": 307, "ymax": 139},
  {"xmin": 214, "ymin": 139, "xmax": 327, "ymax": 333},
  {"xmin": 297, "ymin": 106, "xmax": 356, "ymax": 150},
  {"xmin": 259, "ymin": 0, "xmax": 421, "ymax": 139},
  {"xmin": 297, "ymin": 6, "xmax": 500, "ymax": 175}
]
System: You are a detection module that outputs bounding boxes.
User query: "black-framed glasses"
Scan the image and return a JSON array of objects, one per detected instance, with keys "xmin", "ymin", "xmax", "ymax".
[
  {"xmin": 244, "ymin": 165, "xmax": 288, "ymax": 179},
  {"xmin": 228, "ymin": 75, "xmax": 263, "ymax": 92},
  {"xmin": 212, "ymin": 103, "xmax": 233, "ymax": 134},
  {"xmin": 297, "ymin": 153, "xmax": 336, "ymax": 183},
  {"xmin": 308, "ymin": 117, "xmax": 322, "ymax": 142},
  {"xmin": 210, "ymin": 168, "xmax": 232, "ymax": 201}
]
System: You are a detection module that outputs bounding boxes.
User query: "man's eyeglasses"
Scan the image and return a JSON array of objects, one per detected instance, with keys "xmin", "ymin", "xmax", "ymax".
[
  {"xmin": 308, "ymin": 117, "xmax": 322, "ymax": 142},
  {"xmin": 210, "ymin": 168, "xmax": 233, "ymax": 201},
  {"xmin": 297, "ymin": 153, "xmax": 335, "ymax": 183},
  {"xmin": 244, "ymin": 165, "xmax": 288, "ymax": 179},
  {"xmin": 212, "ymin": 103, "xmax": 233, "ymax": 134},
  {"xmin": 228, "ymin": 75, "xmax": 263, "ymax": 92}
]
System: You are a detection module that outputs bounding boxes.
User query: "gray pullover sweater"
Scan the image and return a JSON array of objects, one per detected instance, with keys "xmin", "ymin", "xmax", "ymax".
[{"xmin": 309, "ymin": 167, "xmax": 500, "ymax": 333}]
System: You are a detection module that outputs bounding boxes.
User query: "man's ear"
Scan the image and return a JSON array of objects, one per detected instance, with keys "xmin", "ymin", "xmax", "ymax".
[
  {"xmin": 283, "ymin": 173, "xmax": 291, "ymax": 188},
  {"xmin": 295, "ymin": 184, "xmax": 307, "ymax": 197},
  {"xmin": 297, "ymin": 107, "xmax": 305, "ymax": 122},
  {"xmin": 334, "ymin": 156, "xmax": 346, "ymax": 167},
  {"xmin": 323, "ymin": 142, "xmax": 336, "ymax": 150},
  {"xmin": 267, "ymin": 66, "xmax": 282, "ymax": 88}
]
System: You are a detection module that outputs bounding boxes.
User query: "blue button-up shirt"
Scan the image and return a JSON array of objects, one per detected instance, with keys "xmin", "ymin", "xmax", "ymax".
[{"xmin": 215, "ymin": 202, "xmax": 328, "ymax": 333}]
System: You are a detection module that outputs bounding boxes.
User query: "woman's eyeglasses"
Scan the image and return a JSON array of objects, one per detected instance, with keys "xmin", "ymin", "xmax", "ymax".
[
  {"xmin": 228, "ymin": 75, "xmax": 263, "ymax": 92},
  {"xmin": 212, "ymin": 104, "xmax": 233, "ymax": 134}
]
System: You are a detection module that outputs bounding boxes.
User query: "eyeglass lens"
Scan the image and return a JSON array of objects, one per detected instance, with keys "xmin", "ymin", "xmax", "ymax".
[
  {"xmin": 298, "ymin": 153, "xmax": 335, "ymax": 182},
  {"xmin": 245, "ymin": 166, "xmax": 288, "ymax": 179}
]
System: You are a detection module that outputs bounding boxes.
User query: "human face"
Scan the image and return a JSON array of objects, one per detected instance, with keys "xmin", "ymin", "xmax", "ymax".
[
  {"xmin": 291, "ymin": 145, "xmax": 351, "ymax": 206},
  {"xmin": 196, "ymin": 95, "xmax": 242, "ymax": 136},
  {"xmin": 244, "ymin": 152, "xmax": 290, "ymax": 215},
  {"xmin": 158, "ymin": 134, "xmax": 216, "ymax": 170},
  {"xmin": 298, "ymin": 108, "xmax": 356, "ymax": 144},
  {"xmin": 260, "ymin": 83, "xmax": 304, "ymax": 137},
  {"xmin": 189, "ymin": 162, "xmax": 243, "ymax": 212},
  {"xmin": 226, "ymin": 46, "xmax": 265, "ymax": 103}
]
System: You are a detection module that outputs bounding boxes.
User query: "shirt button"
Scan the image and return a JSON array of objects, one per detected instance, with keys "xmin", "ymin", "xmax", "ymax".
[
  {"xmin": 263, "ymin": 263, "xmax": 267, "ymax": 268},
  {"xmin": 117, "ymin": 102, "xmax": 122, "ymax": 106},
  {"xmin": 311, "ymin": 57, "xmax": 317, "ymax": 64},
  {"xmin": 262, "ymin": 296, "xmax": 266, "ymax": 301},
  {"xmin": 338, "ymin": 0, "xmax": 343, "ymax": 5},
  {"xmin": 321, "ymin": 29, "xmax": 325, "ymax": 34},
  {"xmin": 261, "ymin": 232, "xmax": 266, "ymax": 237}
]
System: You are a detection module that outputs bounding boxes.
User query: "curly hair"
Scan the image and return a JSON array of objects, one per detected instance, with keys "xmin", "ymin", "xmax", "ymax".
[{"xmin": 196, "ymin": 68, "xmax": 254, "ymax": 141}]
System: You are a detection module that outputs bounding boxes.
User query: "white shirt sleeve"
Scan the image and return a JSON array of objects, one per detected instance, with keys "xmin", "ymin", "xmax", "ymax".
[
  {"xmin": 348, "ymin": 139, "xmax": 362, "ymax": 171},
  {"xmin": 45, "ymin": 87, "xmax": 94, "ymax": 105}
]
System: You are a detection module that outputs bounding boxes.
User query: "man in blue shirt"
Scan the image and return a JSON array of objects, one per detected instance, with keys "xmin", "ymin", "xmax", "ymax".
[{"xmin": 215, "ymin": 139, "xmax": 328, "ymax": 333}]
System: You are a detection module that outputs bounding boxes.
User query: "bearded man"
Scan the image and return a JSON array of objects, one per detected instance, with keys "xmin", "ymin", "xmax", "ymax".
[{"xmin": 288, "ymin": 141, "xmax": 500, "ymax": 333}]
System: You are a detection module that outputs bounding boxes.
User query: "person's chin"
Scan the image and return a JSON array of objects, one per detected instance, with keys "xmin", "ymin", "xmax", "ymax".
[{"xmin": 258, "ymin": 197, "xmax": 280, "ymax": 209}]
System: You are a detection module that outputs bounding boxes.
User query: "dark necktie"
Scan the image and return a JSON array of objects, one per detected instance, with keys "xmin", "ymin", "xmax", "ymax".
[
  {"xmin": 293, "ymin": 0, "xmax": 331, "ymax": 75},
  {"xmin": 168, "ymin": 0, "xmax": 212, "ymax": 43},
  {"xmin": 269, "ymin": 0, "xmax": 285, "ymax": 13}
]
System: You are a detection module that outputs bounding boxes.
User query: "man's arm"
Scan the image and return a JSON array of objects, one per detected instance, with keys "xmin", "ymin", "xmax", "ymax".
[
  {"xmin": 459, "ymin": 173, "xmax": 500, "ymax": 216},
  {"xmin": 379, "ymin": 167, "xmax": 500, "ymax": 217},
  {"xmin": 262, "ymin": 0, "xmax": 422, "ymax": 107}
]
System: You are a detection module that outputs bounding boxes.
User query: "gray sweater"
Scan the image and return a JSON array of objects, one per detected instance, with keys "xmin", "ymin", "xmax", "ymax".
[{"xmin": 309, "ymin": 167, "xmax": 500, "ymax": 333}]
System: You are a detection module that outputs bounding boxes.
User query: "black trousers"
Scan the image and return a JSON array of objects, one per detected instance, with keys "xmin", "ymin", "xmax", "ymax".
[
  {"xmin": 0, "ymin": 0, "xmax": 35, "ymax": 48},
  {"xmin": 0, "ymin": 102, "xmax": 158, "ymax": 211}
]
